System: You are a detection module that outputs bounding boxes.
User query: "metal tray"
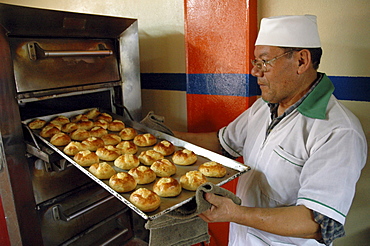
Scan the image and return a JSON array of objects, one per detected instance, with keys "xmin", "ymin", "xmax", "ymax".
[{"xmin": 23, "ymin": 108, "xmax": 250, "ymax": 220}]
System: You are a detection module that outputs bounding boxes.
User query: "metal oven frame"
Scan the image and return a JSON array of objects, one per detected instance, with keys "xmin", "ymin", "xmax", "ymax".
[{"xmin": 0, "ymin": 3, "xmax": 142, "ymax": 245}]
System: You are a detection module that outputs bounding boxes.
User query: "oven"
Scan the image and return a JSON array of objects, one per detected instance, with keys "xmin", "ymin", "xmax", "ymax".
[{"xmin": 0, "ymin": 3, "xmax": 148, "ymax": 245}]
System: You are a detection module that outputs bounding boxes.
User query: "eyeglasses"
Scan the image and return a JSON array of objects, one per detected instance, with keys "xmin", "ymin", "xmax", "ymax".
[{"xmin": 251, "ymin": 50, "xmax": 295, "ymax": 72}]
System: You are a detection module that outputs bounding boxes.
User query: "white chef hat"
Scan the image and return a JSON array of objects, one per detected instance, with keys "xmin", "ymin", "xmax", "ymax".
[{"xmin": 255, "ymin": 15, "xmax": 321, "ymax": 48}]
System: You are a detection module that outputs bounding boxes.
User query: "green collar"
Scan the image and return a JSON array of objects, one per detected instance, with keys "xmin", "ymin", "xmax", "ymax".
[{"xmin": 297, "ymin": 73, "xmax": 335, "ymax": 119}]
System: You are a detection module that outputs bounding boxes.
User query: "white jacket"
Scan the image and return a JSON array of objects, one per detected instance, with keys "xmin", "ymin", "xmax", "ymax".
[{"xmin": 219, "ymin": 74, "xmax": 367, "ymax": 246}]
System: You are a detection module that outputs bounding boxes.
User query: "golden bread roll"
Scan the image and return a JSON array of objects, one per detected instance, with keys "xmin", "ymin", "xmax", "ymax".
[
  {"xmin": 133, "ymin": 133, "xmax": 157, "ymax": 147},
  {"xmin": 114, "ymin": 154, "xmax": 140, "ymax": 170},
  {"xmin": 89, "ymin": 126, "xmax": 108, "ymax": 138},
  {"xmin": 116, "ymin": 141, "xmax": 138, "ymax": 155},
  {"xmin": 50, "ymin": 132, "xmax": 71, "ymax": 146},
  {"xmin": 93, "ymin": 119, "xmax": 109, "ymax": 129},
  {"xmin": 44, "ymin": 123, "xmax": 62, "ymax": 130},
  {"xmin": 61, "ymin": 122, "xmax": 79, "ymax": 133},
  {"xmin": 40, "ymin": 125, "xmax": 61, "ymax": 138},
  {"xmin": 96, "ymin": 145, "xmax": 121, "ymax": 161},
  {"xmin": 128, "ymin": 165, "xmax": 156, "ymax": 184},
  {"xmin": 76, "ymin": 120, "xmax": 94, "ymax": 130},
  {"xmin": 150, "ymin": 159, "xmax": 177, "ymax": 177},
  {"xmin": 199, "ymin": 161, "xmax": 227, "ymax": 178},
  {"xmin": 153, "ymin": 177, "xmax": 182, "ymax": 197},
  {"xmin": 101, "ymin": 134, "xmax": 121, "ymax": 145},
  {"xmin": 86, "ymin": 108, "xmax": 100, "ymax": 119},
  {"xmin": 63, "ymin": 141, "xmax": 88, "ymax": 156},
  {"xmin": 129, "ymin": 188, "xmax": 161, "ymax": 212},
  {"xmin": 138, "ymin": 150, "xmax": 164, "ymax": 166},
  {"xmin": 153, "ymin": 140, "xmax": 176, "ymax": 156},
  {"xmin": 180, "ymin": 170, "xmax": 207, "ymax": 191},
  {"xmin": 50, "ymin": 115, "xmax": 70, "ymax": 126},
  {"xmin": 28, "ymin": 119, "xmax": 46, "ymax": 130},
  {"xmin": 88, "ymin": 162, "xmax": 116, "ymax": 179},
  {"xmin": 172, "ymin": 149, "xmax": 197, "ymax": 166},
  {"xmin": 73, "ymin": 150, "xmax": 99, "ymax": 167},
  {"xmin": 108, "ymin": 120, "xmax": 125, "ymax": 132},
  {"xmin": 109, "ymin": 172, "xmax": 137, "ymax": 193},
  {"xmin": 70, "ymin": 129, "xmax": 90, "ymax": 141},
  {"xmin": 70, "ymin": 114, "xmax": 89, "ymax": 123},
  {"xmin": 82, "ymin": 137, "xmax": 105, "ymax": 151},
  {"xmin": 119, "ymin": 127, "xmax": 137, "ymax": 140},
  {"xmin": 96, "ymin": 113, "xmax": 113, "ymax": 123}
]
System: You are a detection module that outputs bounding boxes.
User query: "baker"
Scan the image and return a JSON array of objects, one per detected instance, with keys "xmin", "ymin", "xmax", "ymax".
[{"xmin": 172, "ymin": 15, "xmax": 367, "ymax": 245}]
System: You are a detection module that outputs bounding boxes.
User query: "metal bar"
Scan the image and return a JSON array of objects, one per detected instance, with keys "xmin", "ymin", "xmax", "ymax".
[
  {"xmin": 53, "ymin": 195, "xmax": 116, "ymax": 222},
  {"xmin": 44, "ymin": 50, "xmax": 113, "ymax": 57}
]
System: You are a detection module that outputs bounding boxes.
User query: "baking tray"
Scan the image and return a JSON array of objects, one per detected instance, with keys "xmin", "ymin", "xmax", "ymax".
[{"xmin": 22, "ymin": 108, "xmax": 250, "ymax": 220}]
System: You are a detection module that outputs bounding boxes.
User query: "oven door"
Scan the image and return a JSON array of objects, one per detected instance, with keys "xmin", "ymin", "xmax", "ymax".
[{"xmin": 37, "ymin": 182, "xmax": 134, "ymax": 246}]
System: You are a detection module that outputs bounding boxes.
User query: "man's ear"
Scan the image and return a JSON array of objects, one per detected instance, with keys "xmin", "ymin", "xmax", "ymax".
[{"xmin": 297, "ymin": 49, "xmax": 312, "ymax": 74}]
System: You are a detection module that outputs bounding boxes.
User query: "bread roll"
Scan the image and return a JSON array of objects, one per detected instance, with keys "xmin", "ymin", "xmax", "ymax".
[
  {"xmin": 116, "ymin": 141, "xmax": 138, "ymax": 155},
  {"xmin": 172, "ymin": 149, "xmax": 197, "ymax": 166},
  {"xmin": 153, "ymin": 140, "xmax": 176, "ymax": 156},
  {"xmin": 114, "ymin": 154, "xmax": 140, "ymax": 170},
  {"xmin": 40, "ymin": 125, "xmax": 61, "ymax": 138},
  {"xmin": 101, "ymin": 134, "xmax": 121, "ymax": 145},
  {"xmin": 109, "ymin": 172, "xmax": 137, "ymax": 193},
  {"xmin": 129, "ymin": 188, "xmax": 161, "ymax": 212},
  {"xmin": 73, "ymin": 150, "xmax": 99, "ymax": 167},
  {"xmin": 108, "ymin": 120, "xmax": 125, "ymax": 132},
  {"xmin": 199, "ymin": 161, "xmax": 227, "ymax": 178},
  {"xmin": 82, "ymin": 137, "xmax": 105, "ymax": 151},
  {"xmin": 153, "ymin": 177, "xmax": 182, "ymax": 197},
  {"xmin": 70, "ymin": 114, "xmax": 89, "ymax": 123},
  {"xmin": 89, "ymin": 126, "xmax": 108, "ymax": 138},
  {"xmin": 96, "ymin": 145, "xmax": 121, "ymax": 161},
  {"xmin": 50, "ymin": 132, "xmax": 71, "ymax": 146},
  {"xmin": 138, "ymin": 150, "xmax": 164, "ymax": 166},
  {"xmin": 180, "ymin": 170, "xmax": 207, "ymax": 191},
  {"xmin": 150, "ymin": 159, "xmax": 176, "ymax": 177},
  {"xmin": 63, "ymin": 141, "xmax": 88, "ymax": 156},
  {"xmin": 70, "ymin": 129, "xmax": 90, "ymax": 141},
  {"xmin": 128, "ymin": 165, "xmax": 156, "ymax": 184},
  {"xmin": 119, "ymin": 127, "xmax": 137, "ymax": 140},
  {"xmin": 96, "ymin": 113, "xmax": 113, "ymax": 123},
  {"xmin": 93, "ymin": 119, "xmax": 109, "ymax": 129},
  {"xmin": 44, "ymin": 123, "xmax": 62, "ymax": 131},
  {"xmin": 76, "ymin": 120, "xmax": 94, "ymax": 130},
  {"xmin": 61, "ymin": 122, "xmax": 79, "ymax": 133},
  {"xmin": 50, "ymin": 115, "xmax": 70, "ymax": 126},
  {"xmin": 133, "ymin": 133, "xmax": 157, "ymax": 147},
  {"xmin": 28, "ymin": 119, "xmax": 46, "ymax": 130},
  {"xmin": 86, "ymin": 108, "xmax": 100, "ymax": 119},
  {"xmin": 89, "ymin": 162, "xmax": 116, "ymax": 179}
]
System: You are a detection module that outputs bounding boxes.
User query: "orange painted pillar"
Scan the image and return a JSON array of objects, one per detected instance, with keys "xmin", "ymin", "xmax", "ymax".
[{"xmin": 184, "ymin": 0, "xmax": 258, "ymax": 245}]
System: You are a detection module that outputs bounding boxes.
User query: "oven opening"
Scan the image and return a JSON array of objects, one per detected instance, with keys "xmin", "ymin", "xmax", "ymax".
[{"xmin": 19, "ymin": 90, "xmax": 114, "ymax": 120}]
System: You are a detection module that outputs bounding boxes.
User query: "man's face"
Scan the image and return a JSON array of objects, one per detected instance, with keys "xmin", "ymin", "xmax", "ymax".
[{"xmin": 251, "ymin": 45, "xmax": 300, "ymax": 105}]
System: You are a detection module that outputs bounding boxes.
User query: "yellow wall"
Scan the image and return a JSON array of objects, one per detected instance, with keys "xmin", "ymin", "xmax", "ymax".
[{"xmin": 1, "ymin": 1, "xmax": 369, "ymax": 245}]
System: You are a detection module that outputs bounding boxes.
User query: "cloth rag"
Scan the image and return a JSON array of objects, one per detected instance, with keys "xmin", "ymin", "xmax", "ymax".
[
  {"xmin": 145, "ymin": 182, "xmax": 241, "ymax": 246},
  {"xmin": 140, "ymin": 111, "xmax": 174, "ymax": 136}
]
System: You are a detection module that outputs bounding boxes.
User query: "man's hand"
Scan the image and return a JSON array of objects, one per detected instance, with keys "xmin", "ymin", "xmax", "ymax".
[
  {"xmin": 198, "ymin": 192, "xmax": 238, "ymax": 223},
  {"xmin": 198, "ymin": 192, "xmax": 321, "ymax": 240}
]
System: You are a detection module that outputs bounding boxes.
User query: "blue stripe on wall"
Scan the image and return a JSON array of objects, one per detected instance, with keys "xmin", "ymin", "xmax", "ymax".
[
  {"xmin": 141, "ymin": 73, "xmax": 369, "ymax": 102},
  {"xmin": 329, "ymin": 76, "xmax": 370, "ymax": 102},
  {"xmin": 140, "ymin": 73, "xmax": 186, "ymax": 91}
]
